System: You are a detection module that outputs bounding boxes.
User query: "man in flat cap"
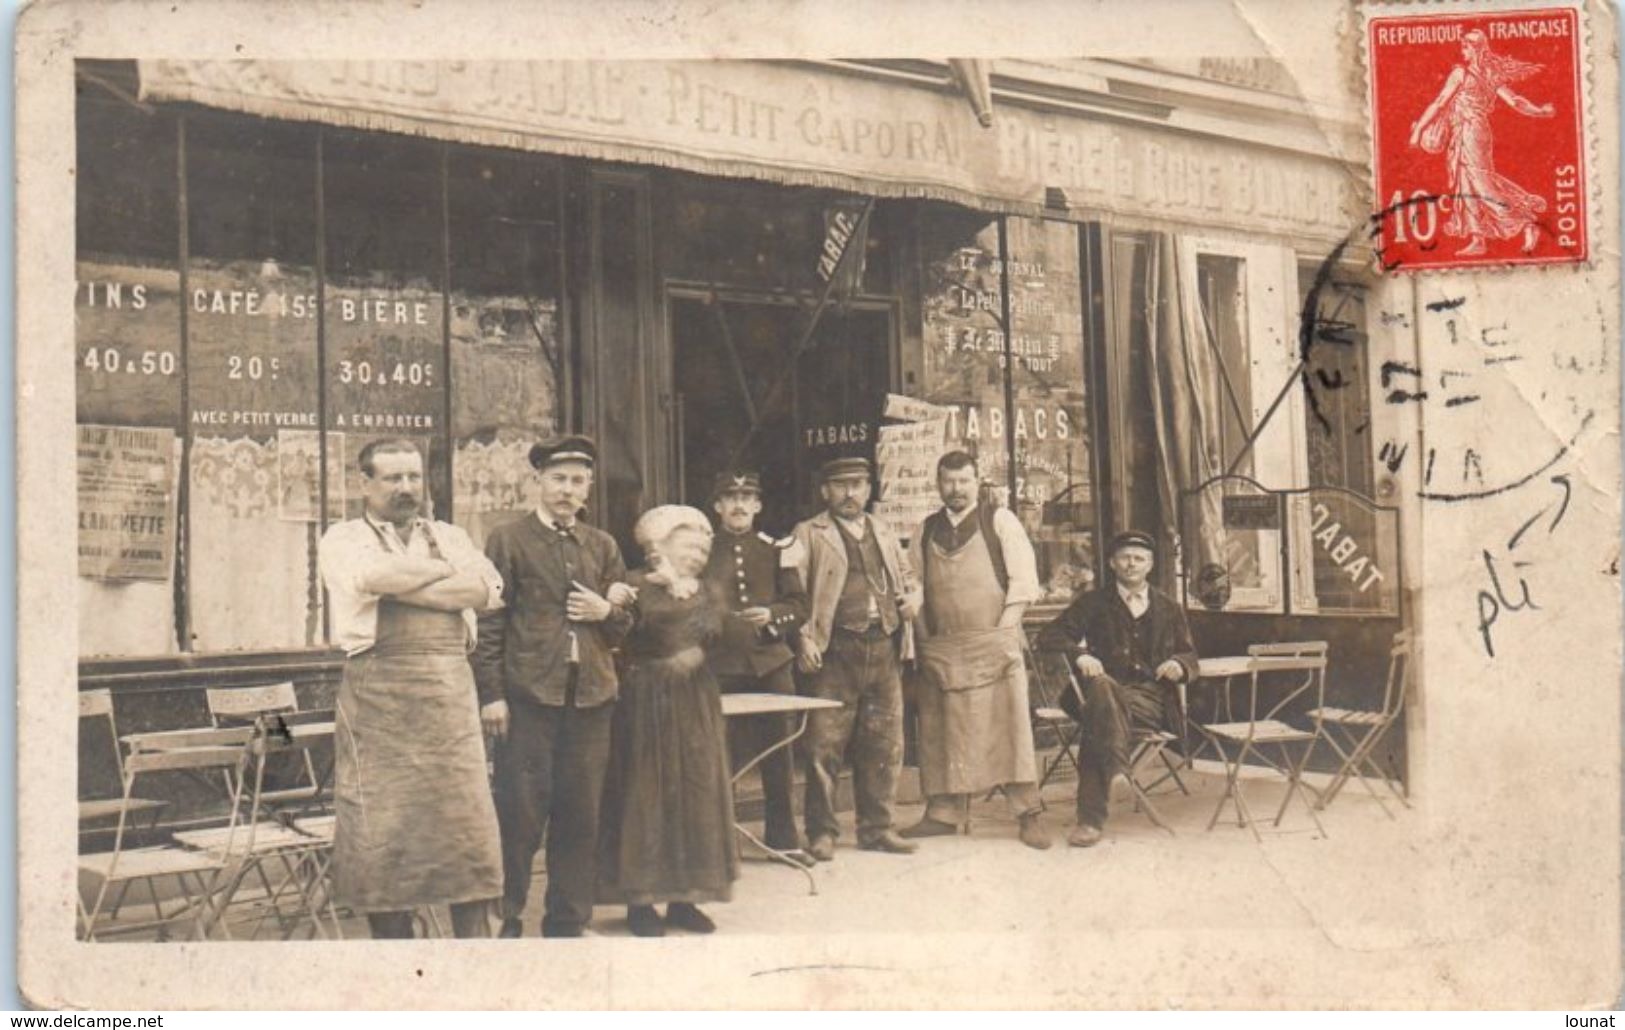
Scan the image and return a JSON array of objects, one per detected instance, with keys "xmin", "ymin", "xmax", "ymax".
[
  {"xmin": 904, "ymin": 450, "xmax": 1051, "ymax": 850},
  {"xmin": 702, "ymin": 470, "xmax": 814, "ymax": 866},
  {"xmin": 1036, "ymin": 529, "xmax": 1199, "ymax": 847},
  {"xmin": 473, "ymin": 435, "xmax": 633, "ymax": 937},
  {"xmin": 790, "ymin": 456, "xmax": 923, "ymax": 860}
]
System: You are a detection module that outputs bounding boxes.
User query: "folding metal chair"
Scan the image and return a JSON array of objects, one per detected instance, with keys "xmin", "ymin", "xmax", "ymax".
[
  {"xmin": 206, "ymin": 682, "xmax": 327, "ymax": 812},
  {"xmin": 78, "ymin": 689, "xmax": 168, "ymax": 831},
  {"xmin": 1061, "ymin": 666, "xmax": 1180, "ymax": 835},
  {"xmin": 1024, "ymin": 637, "xmax": 1083, "ymax": 791},
  {"xmin": 1198, "ymin": 642, "xmax": 1329, "ymax": 841},
  {"xmin": 78, "ymin": 739, "xmax": 252, "ymax": 941},
  {"xmin": 1309, "ymin": 630, "xmax": 1411, "ymax": 818}
]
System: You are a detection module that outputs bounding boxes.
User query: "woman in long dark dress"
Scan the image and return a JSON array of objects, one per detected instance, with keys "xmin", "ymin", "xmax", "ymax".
[{"xmin": 597, "ymin": 505, "xmax": 740, "ymax": 937}]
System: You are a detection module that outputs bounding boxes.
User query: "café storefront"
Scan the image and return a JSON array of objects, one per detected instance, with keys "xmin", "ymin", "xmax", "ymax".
[{"xmin": 75, "ymin": 58, "xmax": 1405, "ymax": 827}]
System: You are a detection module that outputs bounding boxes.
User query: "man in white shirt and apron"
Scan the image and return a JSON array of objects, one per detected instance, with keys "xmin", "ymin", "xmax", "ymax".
[
  {"xmin": 318, "ymin": 438, "xmax": 505, "ymax": 938},
  {"xmin": 904, "ymin": 450, "xmax": 1051, "ymax": 849}
]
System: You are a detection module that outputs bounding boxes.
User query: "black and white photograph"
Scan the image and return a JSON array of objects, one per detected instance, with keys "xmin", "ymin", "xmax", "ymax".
[{"xmin": 15, "ymin": 0, "xmax": 1622, "ymax": 1010}]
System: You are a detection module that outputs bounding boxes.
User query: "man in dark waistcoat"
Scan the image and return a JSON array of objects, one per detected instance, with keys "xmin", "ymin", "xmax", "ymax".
[
  {"xmin": 1035, "ymin": 530, "xmax": 1199, "ymax": 848},
  {"xmin": 702, "ymin": 470, "xmax": 814, "ymax": 866},
  {"xmin": 473, "ymin": 435, "xmax": 633, "ymax": 938},
  {"xmin": 789, "ymin": 457, "xmax": 923, "ymax": 861}
]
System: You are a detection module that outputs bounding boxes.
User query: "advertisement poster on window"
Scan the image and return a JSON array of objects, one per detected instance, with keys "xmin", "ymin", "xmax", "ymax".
[{"xmin": 77, "ymin": 424, "xmax": 177, "ymax": 581}]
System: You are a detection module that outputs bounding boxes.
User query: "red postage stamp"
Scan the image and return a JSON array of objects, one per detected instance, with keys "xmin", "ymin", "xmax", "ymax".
[{"xmin": 1368, "ymin": 7, "xmax": 1586, "ymax": 271}]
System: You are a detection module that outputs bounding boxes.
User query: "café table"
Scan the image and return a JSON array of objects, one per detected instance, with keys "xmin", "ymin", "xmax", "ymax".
[{"xmin": 719, "ymin": 692, "xmax": 843, "ymax": 896}]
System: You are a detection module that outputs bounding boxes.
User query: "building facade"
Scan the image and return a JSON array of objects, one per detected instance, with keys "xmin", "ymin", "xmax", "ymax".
[{"xmin": 75, "ymin": 58, "xmax": 1409, "ymax": 825}]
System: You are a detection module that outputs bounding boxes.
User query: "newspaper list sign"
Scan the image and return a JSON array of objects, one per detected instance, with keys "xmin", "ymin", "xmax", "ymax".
[
  {"xmin": 874, "ymin": 394, "xmax": 951, "ymax": 545},
  {"xmin": 78, "ymin": 424, "xmax": 178, "ymax": 581}
]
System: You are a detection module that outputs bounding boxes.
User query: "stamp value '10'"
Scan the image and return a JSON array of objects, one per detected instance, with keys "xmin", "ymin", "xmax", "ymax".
[{"xmin": 1369, "ymin": 6, "xmax": 1586, "ymax": 271}]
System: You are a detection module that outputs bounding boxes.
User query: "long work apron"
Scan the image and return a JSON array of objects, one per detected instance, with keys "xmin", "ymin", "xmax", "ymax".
[
  {"xmin": 915, "ymin": 520, "xmax": 1038, "ymax": 795},
  {"xmin": 332, "ymin": 534, "xmax": 504, "ymax": 912}
]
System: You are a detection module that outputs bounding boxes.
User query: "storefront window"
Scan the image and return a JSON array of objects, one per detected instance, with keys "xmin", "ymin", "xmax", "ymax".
[
  {"xmin": 322, "ymin": 131, "xmax": 450, "ymax": 526},
  {"xmin": 447, "ymin": 150, "xmax": 564, "ymax": 547},
  {"xmin": 76, "ymin": 84, "xmax": 568, "ymax": 659},
  {"xmin": 185, "ymin": 113, "xmax": 324, "ymax": 652},
  {"xmin": 76, "ymin": 92, "xmax": 182, "ymax": 657},
  {"xmin": 913, "ymin": 206, "xmax": 1097, "ymax": 600}
]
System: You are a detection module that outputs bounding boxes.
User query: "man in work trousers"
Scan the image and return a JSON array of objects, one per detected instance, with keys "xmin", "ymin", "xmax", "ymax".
[
  {"xmin": 1036, "ymin": 530, "xmax": 1199, "ymax": 847},
  {"xmin": 702, "ymin": 469, "xmax": 814, "ymax": 867},
  {"xmin": 903, "ymin": 450, "xmax": 1051, "ymax": 850},
  {"xmin": 473, "ymin": 435, "xmax": 633, "ymax": 938},
  {"xmin": 791, "ymin": 456, "xmax": 923, "ymax": 861},
  {"xmin": 318, "ymin": 437, "xmax": 505, "ymax": 938}
]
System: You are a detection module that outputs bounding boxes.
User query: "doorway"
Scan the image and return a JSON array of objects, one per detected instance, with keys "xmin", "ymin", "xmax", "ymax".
[{"xmin": 668, "ymin": 290, "xmax": 893, "ymax": 537}]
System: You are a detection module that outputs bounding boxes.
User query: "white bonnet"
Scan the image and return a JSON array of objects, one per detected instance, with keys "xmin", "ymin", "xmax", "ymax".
[{"xmin": 633, "ymin": 504, "xmax": 714, "ymax": 552}]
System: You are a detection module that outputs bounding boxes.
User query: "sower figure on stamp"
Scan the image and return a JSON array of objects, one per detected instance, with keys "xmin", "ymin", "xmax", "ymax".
[
  {"xmin": 318, "ymin": 438, "xmax": 505, "ymax": 939},
  {"xmin": 472, "ymin": 436, "xmax": 634, "ymax": 938},
  {"xmin": 1035, "ymin": 530, "xmax": 1199, "ymax": 848},
  {"xmin": 702, "ymin": 470, "xmax": 814, "ymax": 868},
  {"xmin": 903, "ymin": 450, "xmax": 1051, "ymax": 850},
  {"xmin": 791, "ymin": 456, "xmax": 923, "ymax": 861}
]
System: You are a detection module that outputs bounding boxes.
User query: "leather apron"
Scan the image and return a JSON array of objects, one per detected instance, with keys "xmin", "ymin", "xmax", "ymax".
[
  {"xmin": 916, "ymin": 519, "xmax": 1039, "ymax": 794},
  {"xmin": 331, "ymin": 525, "xmax": 504, "ymax": 912}
]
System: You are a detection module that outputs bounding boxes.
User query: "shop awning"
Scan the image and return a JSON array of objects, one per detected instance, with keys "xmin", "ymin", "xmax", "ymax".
[{"xmin": 137, "ymin": 59, "xmax": 1356, "ymax": 245}]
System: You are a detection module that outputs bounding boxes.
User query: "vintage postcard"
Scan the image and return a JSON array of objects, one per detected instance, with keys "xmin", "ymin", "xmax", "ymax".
[{"xmin": 15, "ymin": 0, "xmax": 1621, "ymax": 1010}]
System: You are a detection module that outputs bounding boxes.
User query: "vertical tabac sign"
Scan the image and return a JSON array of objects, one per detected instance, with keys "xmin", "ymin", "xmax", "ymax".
[
  {"xmin": 1368, "ymin": 7, "xmax": 1586, "ymax": 270},
  {"xmin": 816, "ymin": 197, "xmax": 871, "ymax": 302}
]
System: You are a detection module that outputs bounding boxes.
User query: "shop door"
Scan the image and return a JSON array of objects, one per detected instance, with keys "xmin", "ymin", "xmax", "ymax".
[{"xmin": 668, "ymin": 292, "xmax": 892, "ymax": 537}]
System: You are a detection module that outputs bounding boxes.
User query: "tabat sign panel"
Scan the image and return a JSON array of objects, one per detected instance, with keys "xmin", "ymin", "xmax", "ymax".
[{"xmin": 1368, "ymin": 8, "xmax": 1586, "ymax": 271}]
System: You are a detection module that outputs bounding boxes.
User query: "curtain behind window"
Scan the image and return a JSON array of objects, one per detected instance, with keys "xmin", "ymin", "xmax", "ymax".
[{"xmin": 1143, "ymin": 233, "xmax": 1227, "ymax": 587}]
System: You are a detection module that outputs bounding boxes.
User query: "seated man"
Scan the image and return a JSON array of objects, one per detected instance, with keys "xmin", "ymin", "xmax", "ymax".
[{"xmin": 1035, "ymin": 530, "xmax": 1199, "ymax": 847}]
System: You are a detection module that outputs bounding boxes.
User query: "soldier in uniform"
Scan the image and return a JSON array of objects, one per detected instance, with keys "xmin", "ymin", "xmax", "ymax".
[{"xmin": 701, "ymin": 470, "xmax": 813, "ymax": 867}]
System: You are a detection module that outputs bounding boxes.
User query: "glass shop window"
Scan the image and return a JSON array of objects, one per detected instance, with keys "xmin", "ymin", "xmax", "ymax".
[
  {"xmin": 1171, "ymin": 239, "xmax": 1312, "ymax": 614},
  {"xmin": 321, "ymin": 131, "xmax": 450, "ymax": 526},
  {"xmin": 446, "ymin": 150, "xmax": 565, "ymax": 548},
  {"xmin": 75, "ymin": 88, "xmax": 183, "ymax": 657},
  {"xmin": 184, "ymin": 113, "xmax": 324, "ymax": 652},
  {"xmin": 912, "ymin": 206, "xmax": 1098, "ymax": 602}
]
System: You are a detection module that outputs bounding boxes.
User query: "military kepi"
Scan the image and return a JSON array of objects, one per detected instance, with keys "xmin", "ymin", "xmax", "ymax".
[
  {"xmin": 529, "ymin": 434, "xmax": 597, "ymax": 470},
  {"xmin": 1108, "ymin": 529, "xmax": 1157, "ymax": 555},
  {"xmin": 712, "ymin": 469, "xmax": 763, "ymax": 498},
  {"xmin": 818, "ymin": 456, "xmax": 872, "ymax": 482}
]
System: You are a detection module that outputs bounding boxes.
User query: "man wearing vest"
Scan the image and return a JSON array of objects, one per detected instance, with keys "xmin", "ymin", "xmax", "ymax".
[
  {"xmin": 790, "ymin": 456, "xmax": 923, "ymax": 861},
  {"xmin": 702, "ymin": 469, "xmax": 813, "ymax": 866},
  {"xmin": 1036, "ymin": 530, "xmax": 1199, "ymax": 847},
  {"xmin": 903, "ymin": 450, "xmax": 1051, "ymax": 849}
]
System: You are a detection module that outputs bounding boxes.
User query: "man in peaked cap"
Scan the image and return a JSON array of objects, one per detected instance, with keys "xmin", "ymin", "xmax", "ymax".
[
  {"xmin": 473, "ymin": 434, "xmax": 634, "ymax": 937},
  {"xmin": 701, "ymin": 469, "xmax": 814, "ymax": 867},
  {"xmin": 1035, "ymin": 529, "xmax": 1199, "ymax": 848},
  {"xmin": 789, "ymin": 456, "xmax": 923, "ymax": 861}
]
